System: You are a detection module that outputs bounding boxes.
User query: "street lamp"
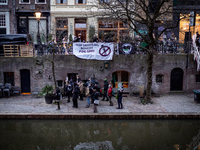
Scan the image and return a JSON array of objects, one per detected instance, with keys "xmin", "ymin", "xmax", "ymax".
[{"xmin": 35, "ymin": 11, "xmax": 42, "ymax": 55}]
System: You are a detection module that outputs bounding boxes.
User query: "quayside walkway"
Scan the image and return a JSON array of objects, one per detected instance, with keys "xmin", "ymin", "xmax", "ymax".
[{"xmin": 0, "ymin": 93, "xmax": 199, "ymax": 119}]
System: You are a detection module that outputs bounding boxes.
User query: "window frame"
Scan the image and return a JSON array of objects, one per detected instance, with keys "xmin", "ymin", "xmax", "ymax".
[
  {"xmin": 35, "ymin": 0, "xmax": 46, "ymax": 4},
  {"xmin": 0, "ymin": 12, "xmax": 9, "ymax": 34},
  {"xmin": 19, "ymin": 0, "xmax": 30, "ymax": 4},
  {"xmin": 0, "ymin": 0, "xmax": 8, "ymax": 5},
  {"xmin": 156, "ymin": 74, "xmax": 164, "ymax": 83},
  {"xmin": 75, "ymin": 0, "xmax": 86, "ymax": 5},
  {"xmin": 56, "ymin": 0, "xmax": 67, "ymax": 4}
]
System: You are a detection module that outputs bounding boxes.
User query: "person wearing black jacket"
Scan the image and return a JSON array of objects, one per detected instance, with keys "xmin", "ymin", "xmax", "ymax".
[
  {"xmin": 64, "ymin": 81, "xmax": 73, "ymax": 103},
  {"xmin": 117, "ymin": 84, "xmax": 124, "ymax": 109},
  {"xmin": 102, "ymin": 78, "xmax": 109, "ymax": 101},
  {"xmin": 72, "ymin": 83, "xmax": 80, "ymax": 108}
]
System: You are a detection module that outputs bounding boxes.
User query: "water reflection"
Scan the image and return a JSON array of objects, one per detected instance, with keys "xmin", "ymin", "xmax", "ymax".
[{"xmin": 0, "ymin": 120, "xmax": 199, "ymax": 150}]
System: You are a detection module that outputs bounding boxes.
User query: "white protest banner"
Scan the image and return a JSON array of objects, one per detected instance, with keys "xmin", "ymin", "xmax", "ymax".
[{"xmin": 73, "ymin": 43, "xmax": 114, "ymax": 60}]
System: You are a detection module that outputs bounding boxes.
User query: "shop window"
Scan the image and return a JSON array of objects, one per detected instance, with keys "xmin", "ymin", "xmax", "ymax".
[
  {"xmin": 156, "ymin": 74, "xmax": 164, "ymax": 83},
  {"xmin": 196, "ymin": 74, "xmax": 200, "ymax": 82},
  {"xmin": 56, "ymin": 0, "xmax": 67, "ymax": 4},
  {"xmin": 75, "ymin": 0, "xmax": 86, "ymax": 4},
  {"xmin": 0, "ymin": 0, "xmax": 7, "ymax": 5},
  {"xmin": 4, "ymin": 72, "xmax": 14, "ymax": 86},
  {"xmin": 20, "ymin": 0, "xmax": 30, "ymax": 3},
  {"xmin": 98, "ymin": 19, "xmax": 129, "ymax": 42}
]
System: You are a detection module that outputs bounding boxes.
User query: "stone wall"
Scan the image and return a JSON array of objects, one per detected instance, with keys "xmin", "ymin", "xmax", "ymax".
[{"xmin": 0, "ymin": 54, "xmax": 199, "ymax": 94}]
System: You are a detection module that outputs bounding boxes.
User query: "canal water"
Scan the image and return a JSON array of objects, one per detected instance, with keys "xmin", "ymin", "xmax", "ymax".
[{"xmin": 0, "ymin": 119, "xmax": 200, "ymax": 150}]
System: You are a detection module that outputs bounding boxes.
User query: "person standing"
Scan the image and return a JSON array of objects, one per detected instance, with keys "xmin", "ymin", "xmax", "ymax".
[
  {"xmin": 76, "ymin": 75, "xmax": 81, "ymax": 84},
  {"xmin": 64, "ymin": 81, "xmax": 73, "ymax": 103},
  {"xmin": 117, "ymin": 84, "xmax": 124, "ymax": 109},
  {"xmin": 108, "ymin": 85, "xmax": 113, "ymax": 106},
  {"xmin": 72, "ymin": 83, "xmax": 80, "ymax": 108},
  {"xmin": 102, "ymin": 78, "xmax": 109, "ymax": 101},
  {"xmin": 79, "ymin": 80, "xmax": 84, "ymax": 101},
  {"xmin": 93, "ymin": 88, "xmax": 100, "ymax": 113},
  {"xmin": 62, "ymin": 35, "xmax": 68, "ymax": 55},
  {"xmin": 85, "ymin": 83, "xmax": 93, "ymax": 108}
]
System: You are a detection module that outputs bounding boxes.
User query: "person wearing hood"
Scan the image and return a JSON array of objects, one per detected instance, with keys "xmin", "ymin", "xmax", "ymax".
[{"xmin": 101, "ymin": 78, "xmax": 109, "ymax": 101}]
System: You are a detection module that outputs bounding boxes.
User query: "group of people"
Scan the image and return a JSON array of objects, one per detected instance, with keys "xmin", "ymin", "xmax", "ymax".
[{"xmin": 63, "ymin": 75, "xmax": 124, "ymax": 113}]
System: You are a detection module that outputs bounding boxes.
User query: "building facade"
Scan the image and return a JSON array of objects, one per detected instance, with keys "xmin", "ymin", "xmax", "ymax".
[
  {"xmin": 0, "ymin": 0, "xmax": 14, "ymax": 34},
  {"xmin": 15, "ymin": 0, "xmax": 50, "ymax": 44},
  {"xmin": 50, "ymin": 0, "xmax": 133, "ymax": 43}
]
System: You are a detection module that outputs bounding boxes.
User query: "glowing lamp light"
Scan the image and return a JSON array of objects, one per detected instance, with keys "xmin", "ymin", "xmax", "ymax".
[{"xmin": 35, "ymin": 11, "xmax": 41, "ymax": 20}]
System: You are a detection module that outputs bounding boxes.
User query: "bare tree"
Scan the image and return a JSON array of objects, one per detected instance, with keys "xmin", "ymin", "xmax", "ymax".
[{"xmin": 88, "ymin": 0, "xmax": 191, "ymax": 103}]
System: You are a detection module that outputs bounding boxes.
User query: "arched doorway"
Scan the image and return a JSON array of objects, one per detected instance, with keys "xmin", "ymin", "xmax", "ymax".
[
  {"xmin": 170, "ymin": 68, "xmax": 183, "ymax": 91},
  {"xmin": 20, "ymin": 69, "xmax": 31, "ymax": 94}
]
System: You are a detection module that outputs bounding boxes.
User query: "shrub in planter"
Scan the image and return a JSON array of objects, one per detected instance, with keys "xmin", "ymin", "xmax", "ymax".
[{"xmin": 39, "ymin": 85, "xmax": 54, "ymax": 104}]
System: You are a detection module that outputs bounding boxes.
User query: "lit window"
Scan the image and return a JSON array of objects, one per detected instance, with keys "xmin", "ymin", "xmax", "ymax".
[
  {"xmin": 56, "ymin": 0, "xmax": 67, "ymax": 3},
  {"xmin": 36, "ymin": 0, "xmax": 45, "ymax": 3},
  {"xmin": 156, "ymin": 74, "xmax": 164, "ymax": 83},
  {"xmin": 75, "ymin": 0, "xmax": 86, "ymax": 4},
  {"xmin": 0, "ymin": 0, "xmax": 7, "ymax": 5}
]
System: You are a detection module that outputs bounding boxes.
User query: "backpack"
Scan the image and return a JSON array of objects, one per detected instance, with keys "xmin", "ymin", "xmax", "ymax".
[
  {"xmin": 68, "ymin": 84, "xmax": 72, "ymax": 91},
  {"xmin": 112, "ymin": 89, "xmax": 115, "ymax": 96}
]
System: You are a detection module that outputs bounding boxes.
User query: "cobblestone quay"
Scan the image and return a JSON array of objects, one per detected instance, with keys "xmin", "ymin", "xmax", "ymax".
[{"xmin": 0, "ymin": 93, "xmax": 200, "ymax": 119}]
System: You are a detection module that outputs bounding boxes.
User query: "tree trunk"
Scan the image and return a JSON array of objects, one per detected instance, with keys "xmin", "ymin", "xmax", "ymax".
[
  {"xmin": 145, "ymin": 52, "xmax": 154, "ymax": 103},
  {"xmin": 52, "ymin": 48, "xmax": 56, "ymax": 89}
]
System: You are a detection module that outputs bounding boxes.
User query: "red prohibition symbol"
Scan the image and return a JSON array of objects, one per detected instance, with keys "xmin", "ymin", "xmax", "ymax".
[{"xmin": 99, "ymin": 46, "xmax": 111, "ymax": 56}]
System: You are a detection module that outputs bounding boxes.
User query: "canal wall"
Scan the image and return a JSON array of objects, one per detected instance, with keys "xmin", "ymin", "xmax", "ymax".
[{"xmin": 0, "ymin": 54, "xmax": 199, "ymax": 94}]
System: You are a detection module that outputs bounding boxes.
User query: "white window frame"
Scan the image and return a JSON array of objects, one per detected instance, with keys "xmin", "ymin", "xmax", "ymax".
[
  {"xmin": 56, "ymin": 0, "xmax": 67, "ymax": 4},
  {"xmin": 35, "ymin": 0, "xmax": 46, "ymax": 4},
  {"xmin": 19, "ymin": 0, "xmax": 30, "ymax": 4},
  {"xmin": 0, "ymin": 0, "xmax": 8, "ymax": 5},
  {"xmin": 75, "ymin": 0, "xmax": 86, "ymax": 5},
  {"xmin": 0, "ymin": 12, "xmax": 10, "ymax": 34}
]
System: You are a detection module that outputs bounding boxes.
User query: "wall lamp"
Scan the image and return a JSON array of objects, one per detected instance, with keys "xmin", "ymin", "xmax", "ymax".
[{"xmin": 104, "ymin": 61, "xmax": 109, "ymax": 69}]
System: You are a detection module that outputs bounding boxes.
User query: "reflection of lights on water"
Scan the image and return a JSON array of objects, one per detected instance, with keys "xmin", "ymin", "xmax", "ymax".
[
  {"xmin": 74, "ymin": 141, "xmax": 114, "ymax": 150},
  {"xmin": 94, "ymin": 130, "xmax": 99, "ymax": 134}
]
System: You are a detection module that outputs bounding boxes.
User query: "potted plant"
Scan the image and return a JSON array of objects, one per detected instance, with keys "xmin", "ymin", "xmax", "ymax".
[{"xmin": 39, "ymin": 85, "xmax": 54, "ymax": 104}]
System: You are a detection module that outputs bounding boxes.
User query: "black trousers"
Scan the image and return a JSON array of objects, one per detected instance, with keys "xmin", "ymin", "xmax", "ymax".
[{"xmin": 73, "ymin": 99, "xmax": 78, "ymax": 108}]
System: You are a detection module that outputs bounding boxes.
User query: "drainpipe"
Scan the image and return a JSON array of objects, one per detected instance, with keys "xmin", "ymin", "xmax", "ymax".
[{"xmin": 13, "ymin": 0, "xmax": 16, "ymax": 34}]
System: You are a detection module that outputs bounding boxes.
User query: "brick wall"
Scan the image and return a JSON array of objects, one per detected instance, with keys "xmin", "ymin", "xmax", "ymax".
[{"xmin": 0, "ymin": 54, "xmax": 199, "ymax": 94}]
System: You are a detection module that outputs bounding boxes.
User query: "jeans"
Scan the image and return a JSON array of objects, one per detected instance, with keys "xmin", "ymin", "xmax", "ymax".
[
  {"xmin": 87, "ymin": 96, "xmax": 90, "ymax": 106},
  {"xmin": 117, "ymin": 96, "xmax": 123, "ymax": 109}
]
